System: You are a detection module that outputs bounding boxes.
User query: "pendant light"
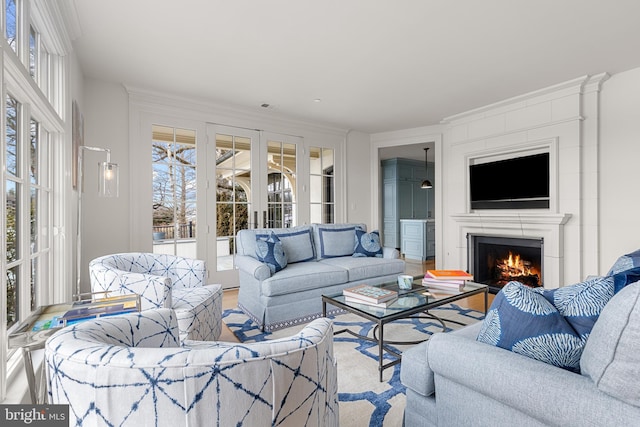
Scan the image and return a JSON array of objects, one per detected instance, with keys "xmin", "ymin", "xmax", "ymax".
[{"xmin": 421, "ymin": 147, "xmax": 433, "ymax": 189}]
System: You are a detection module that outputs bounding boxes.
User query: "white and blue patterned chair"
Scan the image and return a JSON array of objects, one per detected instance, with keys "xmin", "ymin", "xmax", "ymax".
[
  {"xmin": 89, "ymin": 253, "xmax": 222, "ymax": 341},
  {"xmin": 45, "ymin": 309, "xmax": 338, "ymax": 427}
]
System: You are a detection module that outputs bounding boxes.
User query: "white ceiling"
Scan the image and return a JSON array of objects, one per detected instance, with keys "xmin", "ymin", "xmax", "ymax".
[{"xmin": 68, "ymin": 0, "xmax": 640, "ymax": 134}]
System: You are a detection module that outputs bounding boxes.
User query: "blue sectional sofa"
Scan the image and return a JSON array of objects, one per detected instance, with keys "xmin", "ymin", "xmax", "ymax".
[
  {"xmin": 236, "ymin": 223, "xmax": 405, "ymax": 331},
  {"xmin": 401, "ymin": 250, "xmax": 640, "ymax": 426}
]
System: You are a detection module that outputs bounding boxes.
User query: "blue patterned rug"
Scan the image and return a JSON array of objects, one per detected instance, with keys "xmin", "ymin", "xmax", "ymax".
[{"xmin": 222, "ymin": 305, "xmax": 484, "ymax": 427}]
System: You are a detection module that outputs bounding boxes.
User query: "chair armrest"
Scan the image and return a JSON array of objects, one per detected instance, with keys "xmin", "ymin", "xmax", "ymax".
[
  {"xmin": 157, "ymin": 254, "xmax": 206, "ymax": 288},
  {"xmin": 235, "ymin": 255, "xmax": 271, "ymax": 281},
  {"xmin": 428, "ymin": 332, "xmax": 640, "ymax": 426},
  {"xmin": 383, "ymin": 247, "xmax": 400, "ymax": 259},
  {"xmin": 116, "ymin": 272, "xmax": 172, "ymax": 310}
]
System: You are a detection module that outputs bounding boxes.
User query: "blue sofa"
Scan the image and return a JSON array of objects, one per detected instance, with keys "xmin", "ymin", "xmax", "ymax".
[
  {"xmin": 236, "ymin": 223, "xmax": 405, "ymax": 331},
  {"xmin": 401, "ymin": 251, "xmax": 640, "ymax": 426}
]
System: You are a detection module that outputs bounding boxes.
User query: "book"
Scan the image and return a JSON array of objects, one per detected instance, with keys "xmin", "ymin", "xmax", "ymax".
[
  {"xmin": 344, "ymin": 296, "xmax": 397, "ymax": 308},
  {"xmin": 421, "ymin": 277, "xmax": 465, "ymax": 286},
  {"xmin": 422, "ymin": 279, "xmax": 465, "ymax": 292},
  {"xmin": 425, "ymin": 269, "xmax": 474, "ymax": 281},
  {"xmin": 342, "ymin": 284, "xmax": 398, "ymax": 304}
]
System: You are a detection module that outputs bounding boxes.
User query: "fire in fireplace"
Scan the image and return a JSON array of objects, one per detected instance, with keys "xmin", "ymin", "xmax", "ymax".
[
  {"xmin": 468, "ymin": 235, "xmax": 543, "ymax": 293},
  {"xmin": 495, "ymin": 251, "xmax": 541, "ymax": 287}
]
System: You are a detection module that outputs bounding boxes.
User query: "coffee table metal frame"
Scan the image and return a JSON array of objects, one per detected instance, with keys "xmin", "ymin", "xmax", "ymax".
[{"xmin": 322, "ymin": 279, "xmax": 488, "ymax": 382}]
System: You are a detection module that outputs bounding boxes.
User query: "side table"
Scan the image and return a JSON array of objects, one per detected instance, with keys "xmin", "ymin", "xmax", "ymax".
[{"xmin": 8, "ymin": 294, "xmax": 140, "ymax": 403}]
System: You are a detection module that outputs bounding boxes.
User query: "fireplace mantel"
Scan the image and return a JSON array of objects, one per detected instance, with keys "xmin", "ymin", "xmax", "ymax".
[
  {"xmin": 451, "ymin": 212, "xmax": 572, "ymax": 226},
  {"xmin": 451, "ymin": 212, "xmax": 572, "ymax": 288}
]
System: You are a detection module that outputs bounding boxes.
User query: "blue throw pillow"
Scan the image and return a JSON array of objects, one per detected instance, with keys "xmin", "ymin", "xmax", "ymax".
[
  {"xmin": 607, "ymin": 248, "xmax": 640, "ymax": 275},
  {"xmin": 353, "ymin": 229, "xmax": 383, "ymax": 258},
  {"xmin": 477, "ymin": 281, "xmax": 585, "ymax": 372},
  {"xmin": 255, "ymin": 232, "xmax": 288, "ymax": 274},
  {"xmin": 610, "ymin": 266, "xmax": 640, "ymax": 294},
  {"xmin": 537, "ymin": 276, "xmax": 614, "ymax": 338}
]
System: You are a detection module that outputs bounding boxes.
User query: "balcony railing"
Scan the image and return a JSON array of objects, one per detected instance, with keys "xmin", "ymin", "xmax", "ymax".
[{"xmin": 152, "ymin": 222, "xmax": 194, "ymax": 240}]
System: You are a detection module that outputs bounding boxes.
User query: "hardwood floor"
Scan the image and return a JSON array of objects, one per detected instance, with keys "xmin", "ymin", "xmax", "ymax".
[{"xmin": 218, "ymin": 257, "xmax": 493, "ymax": 342}]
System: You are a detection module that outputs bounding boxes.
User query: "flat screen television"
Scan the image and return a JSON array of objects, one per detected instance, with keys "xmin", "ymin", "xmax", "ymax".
[{"xmin": 469, "ymin": 152, "xmax": 550, "ymax": 209}]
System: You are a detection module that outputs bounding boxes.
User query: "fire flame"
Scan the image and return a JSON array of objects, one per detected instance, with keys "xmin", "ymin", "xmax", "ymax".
[{"xmin": 497, "ymin": 251, "xmax": 538, "ymax": 278}]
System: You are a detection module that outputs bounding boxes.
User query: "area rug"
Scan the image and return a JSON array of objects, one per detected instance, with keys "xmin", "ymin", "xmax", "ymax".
[{"xmin": 222, "ymin": 305, "xmax": 485, "ymax": 427}]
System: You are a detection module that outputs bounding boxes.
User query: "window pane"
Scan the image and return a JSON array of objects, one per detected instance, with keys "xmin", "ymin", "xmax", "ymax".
[
  {"xmin": 323, "ymin": 148, "xmax": 334, "ymax": 172},
  {"xmin": 31, "ymin": 258, "xmax": 37, "ymax": 311},
  {"xmin": 6, "ymin": 95, "xmax": 19, "ymax": 177},
  {"xmin": 6, "ymin": 266, "xmax": 19, "ymax": 329},
  {"xmin": 6, "ymin": 0, "xmax": 17, "ymax": 52},
  {"xmin": 30, "ymin": 119, "xmax": 38, "ymax": 184},
  {"xmin": 310, "ymin": 204, "xmax": 322, "ymax": 224},
  {"xmin": 310, "ymin": 175, "xmax": 322, "ymax": 203},
  {"xmin": 30, "ymin": 26, "xmax": 38, "ymax": 78},
  {"xmin": 309, "ymin": 147, "xmax": 321, "ymax": 175},
  {"xmin": 6, "ymin": 181, "xmax": 19, "ymax": 263},
  {"xmin": 30, "ymin": 188, "xmax": 37, "ymax": 253}
]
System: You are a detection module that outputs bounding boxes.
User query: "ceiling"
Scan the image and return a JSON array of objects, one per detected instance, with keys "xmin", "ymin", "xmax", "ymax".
[{"xmin": 67, "ymin": 0, "xmax": 640, "ymax": 134}]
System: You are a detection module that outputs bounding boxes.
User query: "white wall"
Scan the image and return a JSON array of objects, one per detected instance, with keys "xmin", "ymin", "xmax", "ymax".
[
  {"xmin": 345, "ymin": 131, "xmax": 373, "ymax": 225},
  {"xmin": 599, "ymin": 67, "xmax": 640, "ymax": 271},
  {"xmin": 78, "ymin": 79, "xmax": 131, "ymax": 291}
]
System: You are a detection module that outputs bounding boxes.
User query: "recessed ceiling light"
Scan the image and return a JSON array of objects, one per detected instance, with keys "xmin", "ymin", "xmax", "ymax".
[
  {"xmin": 313, "ymin": 98, "xmax": 322, "ymax": 103},
  {"xmin": 261, "ymin": 103, "xmax": 270, "ymax": 108}
]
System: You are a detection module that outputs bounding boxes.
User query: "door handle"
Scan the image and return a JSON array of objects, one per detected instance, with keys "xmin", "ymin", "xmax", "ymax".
[
  {"xmin": 263, "ymin": 211, "xmax": 267, "ymax": 229},
  {"xmin": 253, "ymin": 211, "xmax": 258, "ymax": 229}
]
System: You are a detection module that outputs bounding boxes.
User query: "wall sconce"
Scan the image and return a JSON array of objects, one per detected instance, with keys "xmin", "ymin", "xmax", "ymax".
[{"xmin": 77, "ymin": 146, "xmax": 120, "ymax": 299}]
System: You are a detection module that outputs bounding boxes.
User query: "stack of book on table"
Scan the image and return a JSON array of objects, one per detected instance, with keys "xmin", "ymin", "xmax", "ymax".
[
  {"xmin": 342, "ymin": 284, "xmax": 398, "ymax": 308},
  {"xmin": 422, "ymin": 270, "xmax": 474, "ymax": 292}
]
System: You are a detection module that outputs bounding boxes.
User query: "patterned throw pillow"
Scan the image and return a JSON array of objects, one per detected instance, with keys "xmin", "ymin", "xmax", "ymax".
[
  {"xmin": 353, "ymin": 229, "xmax": 383, "ymax": 258},
  {"xmin": 477, "ymin": 281, "xmax": 585, "ymax": 372},
  {"xmin": 255, "ymin": 232, "xmax": 288, "ymax": 274},
  {"xmin": 607, "ymin": 248, "xmax": 640, "ymax": 275}
]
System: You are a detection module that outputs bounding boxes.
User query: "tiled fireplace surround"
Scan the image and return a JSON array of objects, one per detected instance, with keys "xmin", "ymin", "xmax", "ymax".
[{"xmin": 441, "ymin": 74, "xmax": 608, "ymax": 288}]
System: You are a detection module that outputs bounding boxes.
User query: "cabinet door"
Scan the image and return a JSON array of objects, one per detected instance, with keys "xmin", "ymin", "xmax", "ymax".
[
  {"xmin": 398, "ymin": 181, "xmax": 413, "ymax": 219},
  {"xmin": 412, "ymin": 184, "xmax": 428, "ymax": 218}
]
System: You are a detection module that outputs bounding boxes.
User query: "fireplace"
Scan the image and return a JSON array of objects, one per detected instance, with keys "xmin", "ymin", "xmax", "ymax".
[{"xmin": 468, "ymin": 234, "xmax": 543, "ymax": 293}]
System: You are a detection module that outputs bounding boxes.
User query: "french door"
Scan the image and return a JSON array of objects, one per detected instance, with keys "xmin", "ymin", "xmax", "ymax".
[{"xmin": 206, "ymin": 124, "xmax": 303, "ymax": 288}]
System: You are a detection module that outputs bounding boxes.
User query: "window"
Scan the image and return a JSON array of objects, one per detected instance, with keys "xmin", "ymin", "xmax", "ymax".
[
  {"xmin": 5, "ymin": 0, "xmax": 17, "ymax": 52},
  {"xmin": 151, "ymin": 125, "xmax": 197, "ymax": 256},
  {"xmin": 310, "ymin": 147, "xmax": 334, "ymax": 223},
  {"xmin": 29, "ymin": 25, "xmax": 37, "ymax": 79},
  {"xmin": 2, "ymin": 0, "xmax": 64, "ymax": 401}
]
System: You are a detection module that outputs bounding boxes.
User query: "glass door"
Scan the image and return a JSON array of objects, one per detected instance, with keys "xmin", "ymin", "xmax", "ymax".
[
  {"xmin": 261, "ymin": 133, "xmax": 300, "ymax": 229},
  {"xmin": 206, "ymin": 126, "xmax": 303, "ymax": 287}
]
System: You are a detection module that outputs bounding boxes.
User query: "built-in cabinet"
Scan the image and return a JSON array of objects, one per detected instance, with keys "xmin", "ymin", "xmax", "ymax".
[
  {"xmin": 381, "ymin": 158, "xmax": 434, "ymax": 249},
  {"xmin": 401, "ymin": 219, "xmax": 435, "ymax": 260}
]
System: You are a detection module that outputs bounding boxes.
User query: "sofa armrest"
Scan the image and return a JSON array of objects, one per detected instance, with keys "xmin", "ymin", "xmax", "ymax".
[
  {"xmin": 428, "ymin": 332, "xmax": 640, "ymax": 426},
  {"xmin": 383, "ymin": 247, "xmax": 400, "ymax": 259},
  {"xmin": 235, "ymin": 254, "xmax": 271, "ymax": 281}
]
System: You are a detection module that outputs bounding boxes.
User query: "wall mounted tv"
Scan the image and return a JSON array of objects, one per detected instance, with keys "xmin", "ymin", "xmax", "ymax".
[{"xmin": 469, "ymin": 152, "xmax": 550, "ymax": 209}]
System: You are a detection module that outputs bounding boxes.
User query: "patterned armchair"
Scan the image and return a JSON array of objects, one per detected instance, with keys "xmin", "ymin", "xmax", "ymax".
[
  {"xmin": 89, "ymin": 253, "xmax": 222, "ymax": 341},
  {"xmin": 45, "ymin": 309, "xmax": 338, "ymax": 427}
]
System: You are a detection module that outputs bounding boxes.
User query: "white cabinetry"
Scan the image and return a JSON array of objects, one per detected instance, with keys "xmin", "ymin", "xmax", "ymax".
[{"xmin": 401, "ymin": 219, "xmax": 435, "ymax": 261}]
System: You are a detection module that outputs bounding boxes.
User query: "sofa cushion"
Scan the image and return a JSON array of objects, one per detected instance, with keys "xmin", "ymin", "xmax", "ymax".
[
  {"xmin": 261, "ymin": 261, "xmax": 349, "ymax": 297},
  {"xmin": 255, "ymin": 232, "xmax": 287, "ymax": 274},
  {"xmin": 312, "ymin": 224, "xmax": 364, "ymax": 259},
  {"xmin": 353, "ymin": 229, "xmax": 383, "ymax": 258},
  {"xmin": 477, "ymin": 281, "xmax": 585, "ymax": 372},
  {"xmin": 237, "ymin": 226, "xmax": 315, "ymax": 263},
  {"xmin": 319, "ymin": 257, "xmax": 405, "ymax": 282},
  {"xmin": 581, "ymin": 282, "xmax": 640, "ymax": 407},
  {"xmin": 607, "ymin": 248, "xmax": 640, "ymax": 276}
]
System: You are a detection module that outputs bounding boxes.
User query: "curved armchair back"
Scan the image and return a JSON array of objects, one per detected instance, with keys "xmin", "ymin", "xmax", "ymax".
[{"xmin": 45, "ymin": 309, "xmax": 338, "ymax": 427}]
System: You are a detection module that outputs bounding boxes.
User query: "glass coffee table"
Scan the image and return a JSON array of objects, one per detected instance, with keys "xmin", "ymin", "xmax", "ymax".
[{"xmin": 322, "ymin": 277, "xmax": 488, "ymax": 381}]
